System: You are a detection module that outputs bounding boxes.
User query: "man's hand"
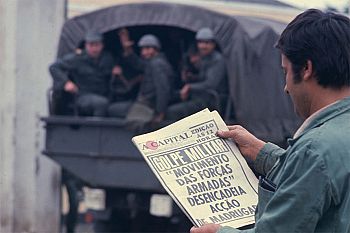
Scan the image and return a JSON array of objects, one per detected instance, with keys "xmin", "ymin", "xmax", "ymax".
[
  {"xmin": 180, "ymin": 84, "xmax": 191, "ymax": 101},
  {"xmin": 217, "ymin": 125, "xmax": 266, "ymax": 161},
  {"xmin": 112, "ymin": 65, "xmax": 123, "ymax": 76},
  {"xmin": 118, "ymin": 28, "xmax": 134, "ymax": 55},
  {"xmin": 64, "ymin": 80, "xmax": 78, "ymax": 94},
  {"xmin": 190, "ymin": 224, "xmax": 221, "ymax": 233}
]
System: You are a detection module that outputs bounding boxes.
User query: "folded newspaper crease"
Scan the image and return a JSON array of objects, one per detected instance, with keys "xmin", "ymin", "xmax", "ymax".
[{"xmin": 132, "ymin": 109, "xmax": 258, "ymax": 228}]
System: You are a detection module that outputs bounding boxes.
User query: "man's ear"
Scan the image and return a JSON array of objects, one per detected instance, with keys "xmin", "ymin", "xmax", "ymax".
[{"xmin": 302, "ymin": 60, "xmax": 313, "ymax": 81}]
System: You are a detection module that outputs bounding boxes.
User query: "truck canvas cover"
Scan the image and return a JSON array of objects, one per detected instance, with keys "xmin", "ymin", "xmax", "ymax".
[{"xmin": 56, "ymin": 2, "xmax": 300, "ymax": 143}]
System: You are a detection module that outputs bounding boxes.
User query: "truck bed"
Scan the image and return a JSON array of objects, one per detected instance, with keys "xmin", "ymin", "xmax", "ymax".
[{"xmin": 42, "ymin": 116, "xmax": 165, "ymax": 192}]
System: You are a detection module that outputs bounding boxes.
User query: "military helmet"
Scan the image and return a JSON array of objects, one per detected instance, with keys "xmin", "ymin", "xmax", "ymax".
[
  {"xmin": 138, "ymin": 34, "xmax": 161, "ymax": 49},
  {"xmin": 195, "ymin": 27, "xmax": 215, "ymax": 41},
  {"xmin": 85, "ymin": 31, "xmax": 103, "ymax": 42}
]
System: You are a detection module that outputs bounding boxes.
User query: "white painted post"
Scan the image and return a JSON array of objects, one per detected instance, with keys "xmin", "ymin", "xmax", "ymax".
[{"xmin": 0, "ymin": 0, "xmax": 65, "ymax": 232}]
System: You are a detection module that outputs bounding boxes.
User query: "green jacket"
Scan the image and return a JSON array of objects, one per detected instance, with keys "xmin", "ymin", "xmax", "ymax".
[{"xmin": 219, "ymin": 96, "xmax": 350, "ymax": 233}]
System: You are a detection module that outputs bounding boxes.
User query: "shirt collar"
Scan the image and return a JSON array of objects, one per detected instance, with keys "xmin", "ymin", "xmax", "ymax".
[
  {"xmin": 82, "ymin": 50, "xmax": 103, "ymax": 63},
  {"xmin": 202, "ymin": 50, "xmax": 216, "ymax": 60},
  {"xmin": 293, "ymin": 102, "xmax": 337, "ymax": 139},
  {"xmin": 289, "ymin": 96, "xmax": 350, "ymax": 144}
]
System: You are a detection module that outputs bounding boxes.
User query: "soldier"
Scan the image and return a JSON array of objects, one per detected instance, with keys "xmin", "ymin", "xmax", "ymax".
[
  {"xmin": 108, "ymin": 30, "xmax": 173, "ymax": 125},
  {"xmin": 107, "ymin": 64, "xmax": 143, "ymax": 118},
  {"xmin": 49, "ymin": 31, "xmax": 116, "ymax": 117},
  {"xmin": 166, "ymin": 27, "xmax": 227, "ymax": 120},
  {"xmin": 181, "ymin": 44, "xmax": 201, "ymax": 85}
]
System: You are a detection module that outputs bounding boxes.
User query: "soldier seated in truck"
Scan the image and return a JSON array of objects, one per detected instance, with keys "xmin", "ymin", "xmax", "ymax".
[
  {"xmin": 182, "ymin": 44, "xmax": 201, "ymax": 84},
  {"xmin": 166, "ymin": 28, "xmax": 228, "ymax": 121},
  {"xmin": 171, "ymin": 44, "xmax": 201, "ymax": 103},
  {"xmin": 107, "ymin": 29, "xmax": 144, "ymax": 118},
  {"xmin": 49, "ymin": 31, "xmax": 118, "ymax": 117},
  {"xmin": 108, "ymin": 29, "xmax": 174, "ymax": 126}
]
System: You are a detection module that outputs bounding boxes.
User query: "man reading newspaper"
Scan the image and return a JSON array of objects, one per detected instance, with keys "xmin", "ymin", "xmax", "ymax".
[
  {"xmin": 132, "ymin": 109, "xmax": 259, "ymax": 229},
  {"xmin": 191, "ymin": 9, "xmax": 350, "ymax": 233}
]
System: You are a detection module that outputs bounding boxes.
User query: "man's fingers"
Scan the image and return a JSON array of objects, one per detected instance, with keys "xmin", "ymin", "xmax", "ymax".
[
  {"xmin": 227, "ymin": 125, "xmax": 241, "ymax": 130},
  {"xmin": 190, "ymin": 224, "xmax": 221, "ymax": 233},
  {"xmin": 216, "ymin": 130, "xmax": 234, "ymax": 139},
  {"xmin": 217, "ymin": 125, "xmax": 244, "ymax": 139}
]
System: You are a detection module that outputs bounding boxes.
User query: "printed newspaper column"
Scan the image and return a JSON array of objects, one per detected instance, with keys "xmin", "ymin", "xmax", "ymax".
[{"xmin": 132, "ymin": 109, "xmax": 258, "ymax": 228}]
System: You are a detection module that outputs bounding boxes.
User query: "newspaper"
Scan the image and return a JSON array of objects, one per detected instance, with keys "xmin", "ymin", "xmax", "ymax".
[{"xmin": 132, "ymin": 109, "xmax": 258, "ymax": 228}]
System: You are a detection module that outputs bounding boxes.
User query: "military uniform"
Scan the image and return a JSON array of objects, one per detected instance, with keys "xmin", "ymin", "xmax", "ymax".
[
  {"xmin": 108, "ymin": 52, "xmax": 173, "ymax": 118},
  {"xmin": 166, "ymin": 50, "xmax": 227, "ymax": 120},
  {"xmin": 49, "ymin": 50, "xmax": 114, "ymax": 116}
]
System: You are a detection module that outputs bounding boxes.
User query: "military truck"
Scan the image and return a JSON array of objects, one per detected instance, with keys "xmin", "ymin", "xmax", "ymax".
[{"xmin": 42, "ymin": 1, "xmax": 301, "ymax": 232}]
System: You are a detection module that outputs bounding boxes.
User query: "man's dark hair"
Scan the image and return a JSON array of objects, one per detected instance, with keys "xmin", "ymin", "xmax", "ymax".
[{"xmin": 276, "ymin": 9, "xmax": 350, "ymax": 88}]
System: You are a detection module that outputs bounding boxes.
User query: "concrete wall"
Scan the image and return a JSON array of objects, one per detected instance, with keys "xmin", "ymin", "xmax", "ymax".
[
  {"xmin": 0, "ymin": 1, "xmax": 17, "ymax": 232},
  {"xmin": 0, "ymin": 0, "xmax": 65, "ymax": 232}
]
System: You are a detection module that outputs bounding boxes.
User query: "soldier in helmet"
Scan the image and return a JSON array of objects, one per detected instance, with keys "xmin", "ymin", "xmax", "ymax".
[
  {"xmin": 49, "ymin": 31, "xmax": 117, "ymax": 116},
  {"xmin": 108, "ymin": 29, "xmax": 173, "ymax": 125},
  {"xmin": 166, "ymin": 27, "xmax": 228, "ymax": 120}
]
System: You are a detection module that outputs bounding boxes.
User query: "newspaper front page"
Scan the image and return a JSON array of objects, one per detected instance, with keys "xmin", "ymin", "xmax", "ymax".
[{"xmin": 132, "ymin": 109, "xmax": 258, "ymax": 228}]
